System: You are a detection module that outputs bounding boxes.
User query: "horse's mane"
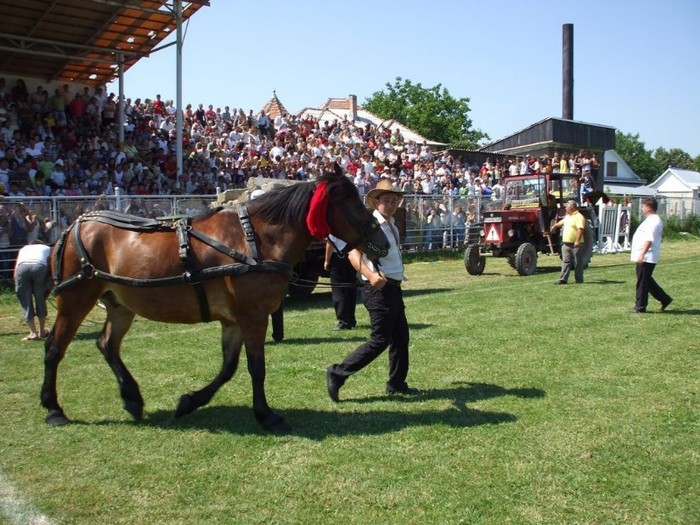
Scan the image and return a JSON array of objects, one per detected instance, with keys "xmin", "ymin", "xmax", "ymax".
[
  {"xmin": 248, "ymin": 172, "xmax": 357, "ymax": 226},
  {"xmin": 249, "ymin": 181, "xmax": 316, "ymax": 226}
]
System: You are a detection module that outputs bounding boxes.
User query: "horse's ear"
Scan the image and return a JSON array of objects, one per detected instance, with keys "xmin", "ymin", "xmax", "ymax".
[{"xmin": 333, "ymin": 162, "xmax": 342, "ymax": 178}]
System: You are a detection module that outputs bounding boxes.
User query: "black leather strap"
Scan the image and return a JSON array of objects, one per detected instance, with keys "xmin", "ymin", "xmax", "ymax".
[{"xmin": 237, "ymin": 205, "xmax": 259, "ymax": 261}]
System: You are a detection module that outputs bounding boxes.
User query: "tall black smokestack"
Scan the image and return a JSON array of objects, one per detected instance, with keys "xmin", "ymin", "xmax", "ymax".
[{"xmin": 562, "ymin": 23, "xmax": 574, "ymax": 120}]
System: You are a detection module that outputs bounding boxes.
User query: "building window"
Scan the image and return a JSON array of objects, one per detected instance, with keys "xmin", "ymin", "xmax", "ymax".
[{"xmin": 606, "ymin": 161, "xmax": 617, "ymax": 177}]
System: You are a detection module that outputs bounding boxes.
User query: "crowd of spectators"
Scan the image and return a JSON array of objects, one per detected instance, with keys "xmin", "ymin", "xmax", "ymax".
[
  {"xmin": 0, "ymin": 76, "xmax": 602, "ymax": 275},
  {"xmin": 0, "ymin": 77, "xmax": 599, "ymax": 200}
]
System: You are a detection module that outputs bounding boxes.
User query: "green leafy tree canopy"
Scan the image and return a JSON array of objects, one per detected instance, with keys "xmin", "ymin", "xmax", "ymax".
[
  {"xmin": 615, "ymin": 131, "xmax": 660, "ymax": 183},
  {"xmin": 364, "ymin": 77, "xmax": 488, "ymax": 149},
  {"xmin": 652, "ymin": 147, "xmax": 695, "ymax": 171},
  {"xmin": 615, "ymin": 131, "xmax": 700, "ymax": 183}
]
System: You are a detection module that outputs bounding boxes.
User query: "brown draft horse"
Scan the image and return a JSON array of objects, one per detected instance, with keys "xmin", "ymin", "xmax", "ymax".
[{"xmin": 42, "ymin": 165, "xmax": 389, "ymax": 432}]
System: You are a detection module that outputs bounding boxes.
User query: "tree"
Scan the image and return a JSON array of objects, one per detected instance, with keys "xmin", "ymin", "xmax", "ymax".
[
  {"xmin": 614, "ymin": 131, "xmax": 660, "ymax": 183},
  {"xmin": 364, "ymin": 77, "xmax": 488, "ymax": 148},
  {"xmin": 652, "ymin": 147, "xmax": 694, "ymax": 171}
]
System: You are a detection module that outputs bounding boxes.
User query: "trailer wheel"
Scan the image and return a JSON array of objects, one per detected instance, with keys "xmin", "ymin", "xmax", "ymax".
[
  {"xmin": 464, "ymin": 244, "xmax": 486, "ymax": 275},
  {"xmin": 514, "ymin": 242, "xmax": 537, "ymax": 276}
]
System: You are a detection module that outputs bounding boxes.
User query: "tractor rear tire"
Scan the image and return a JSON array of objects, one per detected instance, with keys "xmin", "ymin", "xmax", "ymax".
[
  {"xmin": 464, "ymin": 244, "xmax": 486, "ymax": 275},
  {"xmin": 514, "ymin": 242, "xmax": 537, "ymax": 276}
]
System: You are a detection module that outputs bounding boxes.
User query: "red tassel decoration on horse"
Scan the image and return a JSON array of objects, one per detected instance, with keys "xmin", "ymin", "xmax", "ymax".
[{"xmin": 306, "ymin": 181, "xmax": 331, "ymax": 240}]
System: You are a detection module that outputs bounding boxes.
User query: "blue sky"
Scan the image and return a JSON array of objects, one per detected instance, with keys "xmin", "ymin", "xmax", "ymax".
[{"xmin": 109, "ymin": 0, "xmax": 700, "ymax": 157}]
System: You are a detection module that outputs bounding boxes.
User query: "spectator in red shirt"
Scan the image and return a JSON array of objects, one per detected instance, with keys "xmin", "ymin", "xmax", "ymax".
[
  {"xmin": 205, "ymin": 105, "xmax": 217, "ymax": 124},
  {"xmin": 68, "ymin": 93, "xmax": 85, "ymax": 122},
  {"xmin": 152, "ymin": 94, "xmax": 166, "ymax": 123}
]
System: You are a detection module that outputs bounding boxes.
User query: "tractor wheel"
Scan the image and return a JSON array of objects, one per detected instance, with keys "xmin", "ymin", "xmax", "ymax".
[
  {"xmin": 514, "ymin": 242, "xmax": 537, "ymax": 276},
  {"xmin": 464, "ymin": 244, "xmax": 486, "ymax": 275},
  {"xmin": 506, "ymin": 253, "xmax": 516, "ymax": 268}
]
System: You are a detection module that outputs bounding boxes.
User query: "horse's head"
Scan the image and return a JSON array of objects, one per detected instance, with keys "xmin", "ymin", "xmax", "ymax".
[{"xmin": 312, "ymin": 163, "xmax": 389, "ymax": 259}]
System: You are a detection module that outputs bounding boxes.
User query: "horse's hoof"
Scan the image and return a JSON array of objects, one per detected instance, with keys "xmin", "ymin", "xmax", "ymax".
[
  {"xmin": 174, "ymin": 394, "xmax": 195, "ymax": 418},
  {"xmin": 260, "ymin": 413, "xmax": 292, "ymax": 433},
  {"xmin": 124, "ymin": 400, "xmax": 144, "ymax": 421},
  {"xmin": 46, "ymin": 409, "xmax": 70, "ymax": 426}
]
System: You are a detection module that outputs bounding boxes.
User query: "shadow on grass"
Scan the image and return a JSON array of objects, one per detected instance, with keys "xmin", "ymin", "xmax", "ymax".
[
  {"xmin": 273, "ymin": 335, "xmax": 368, "ymax": 345},
  {"xmin": 283, "ymin": 287, "xmax": 452, "ymax": 312},
  {"xmin": 402, "ymin": 288, "xmax": 453, "ymax": 298},
  {"xmin": 72, "ymin": 382, "xmax": 545, "ymax": 438},
  {"xmin": 660, "ymin": 309, "xmax": 700, "ymax": 316},
  {"xmin": 533, "ymin": 266, "xmax": 560, "ymax": 275},
  {"xmin": 275, "ymin": 322, "xmax": 433, "ymax": 345},
  {"xmin": 71, "ymin": 330, "xmax": 104, "ymax": 341},
  {"xmin": 586, "ymin": 279, "xmax": 626, "ymax": 285},
  {"xmin": 352, "ymin": 381, "xmax": 545, "ymax": 405}
]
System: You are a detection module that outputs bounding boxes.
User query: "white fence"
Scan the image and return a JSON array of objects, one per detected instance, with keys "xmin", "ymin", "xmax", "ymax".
[{"xmin": 595, "ymin": 203, "xmax": 631, "ymax": 254}]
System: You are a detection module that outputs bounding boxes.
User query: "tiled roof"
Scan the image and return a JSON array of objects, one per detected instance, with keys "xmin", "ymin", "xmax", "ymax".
[{"xmin": 261, "ymin": 91, "xmax": 289, "ymax": 119}]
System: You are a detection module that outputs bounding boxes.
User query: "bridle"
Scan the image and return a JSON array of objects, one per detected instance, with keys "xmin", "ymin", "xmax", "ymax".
[{"xmin": 325, "ymin": 186, "xmax": 385, "ymax": 258}]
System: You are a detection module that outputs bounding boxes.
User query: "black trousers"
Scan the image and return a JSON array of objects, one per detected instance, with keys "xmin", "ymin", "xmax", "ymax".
[
  {"xmin": 329, "ymin": 253, "xmax": 357, "ymax": 328},
  {"xmin": 330, "ymin": 281, "xmax": 410, "ymax": 390},
  {"xmin": 635, "ymin": 262, "xmax": 671, "ymax": 310}
]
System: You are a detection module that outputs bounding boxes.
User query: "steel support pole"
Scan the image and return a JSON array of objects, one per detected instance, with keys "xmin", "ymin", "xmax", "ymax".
[{"xmin": 175, "ymin": 0, "xmax": 183, "ymax": 190}]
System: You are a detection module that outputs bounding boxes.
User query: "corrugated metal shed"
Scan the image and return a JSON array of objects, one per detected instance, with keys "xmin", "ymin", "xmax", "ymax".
[{"xmin": 481, "ymin": 117, "xmax": 616, "ymax": 157}]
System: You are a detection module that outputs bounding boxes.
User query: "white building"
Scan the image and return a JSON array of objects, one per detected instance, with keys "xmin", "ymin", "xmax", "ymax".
[
  {"xmin": 646, "ymin": 168, "xmax": 700, "ymax": 215},
  {"xmin": 602, "ymin": 149, "xmax": 653, "ymax": 196}
]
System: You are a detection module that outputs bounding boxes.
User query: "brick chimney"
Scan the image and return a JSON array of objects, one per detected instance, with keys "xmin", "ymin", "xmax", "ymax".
[
  {"xmin": 562, "ymin": 24, "xmax": 574, "ymax": 120},
  {"xmin": 349, "ymin": 94, "xmax": 358, "ymax": 122}
]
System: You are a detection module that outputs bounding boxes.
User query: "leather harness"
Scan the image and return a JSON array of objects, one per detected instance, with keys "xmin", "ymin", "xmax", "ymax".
[{"xmin": 51, "ymin": 208, "xmax": 290, "ymax": 323}]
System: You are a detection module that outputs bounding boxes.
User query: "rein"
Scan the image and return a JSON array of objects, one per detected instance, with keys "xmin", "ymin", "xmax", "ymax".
[{"xmin": 290, "ymin": 275, "xmax": 360, "ymax": 290}]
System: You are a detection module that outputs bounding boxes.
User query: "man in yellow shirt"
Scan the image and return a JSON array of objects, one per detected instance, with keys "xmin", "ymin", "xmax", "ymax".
[{"xmin": 550, "ymin": 199, "xmax": 586, "ymax": 284}]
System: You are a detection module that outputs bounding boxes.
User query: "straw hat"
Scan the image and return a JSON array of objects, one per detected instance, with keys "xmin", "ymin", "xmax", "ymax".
[{"xmin": 366, "ymin": 178, "xmax": 404, "ymax": 201}]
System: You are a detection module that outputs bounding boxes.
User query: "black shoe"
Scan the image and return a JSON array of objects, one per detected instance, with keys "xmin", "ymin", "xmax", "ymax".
[
  {"xmin": 630, "ymin": 307, "xmax": 647, "ymax": 313},
  {"xmin": 386, "ymin": 384, "xmax": 420, "ymax": 396},
  {"xmin": 325, "ymin": 367, "xmax": 344, "ymax": 402},
  {"xmin": 660, "ymin": 298, "xmax": 673, "ymax": 312},
  {"xmin": 332, "ymin": 322, "xmax": 352, "ymax": 331}
]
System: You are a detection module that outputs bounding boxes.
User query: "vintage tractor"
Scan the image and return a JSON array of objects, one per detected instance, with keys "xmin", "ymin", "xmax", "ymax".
[{"xmin": 464, "ymin": 172, "xmax": 592, "ymax": 276}]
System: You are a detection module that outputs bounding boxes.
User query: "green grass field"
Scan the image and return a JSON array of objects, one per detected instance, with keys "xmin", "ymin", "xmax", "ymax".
[{"xmin": 1, "ymin": 240, "xmax": 698, "ymax": 525}]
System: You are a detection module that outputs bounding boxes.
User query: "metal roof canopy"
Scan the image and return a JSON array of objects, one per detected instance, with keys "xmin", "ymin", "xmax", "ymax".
[
  {"xmin": 0, "ymin": 0, "xmax": 207, "ymax": 87},
  {"xmin": 0, "ymin": 0, "xmax": 210, "ymax": 186}
]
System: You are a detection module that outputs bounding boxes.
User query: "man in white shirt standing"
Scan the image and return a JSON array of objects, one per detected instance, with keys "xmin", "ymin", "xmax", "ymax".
[
  {"xmin": 630, "ymin": 197, "xmax": 672, "ymax": 313},
  {"xmin": 326, "ymin": 179, "xmax": 419, "ymax": 401}
]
